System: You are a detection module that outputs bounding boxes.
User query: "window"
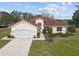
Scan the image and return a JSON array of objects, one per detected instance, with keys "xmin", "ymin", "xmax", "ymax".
[{"xmin": 57, "ymin": 27, "xmax": 62, "ymax": 31}]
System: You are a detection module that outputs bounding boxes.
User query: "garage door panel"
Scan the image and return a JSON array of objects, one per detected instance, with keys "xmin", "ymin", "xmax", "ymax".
[{"xmin": 14, "ymin": 29, "xmax": 33, "ymax": 38}]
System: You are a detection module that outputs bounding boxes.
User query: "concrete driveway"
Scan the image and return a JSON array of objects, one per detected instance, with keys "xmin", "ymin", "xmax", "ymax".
[{"xmin": 0, "ymin": 38, "xmax": 32, "ymax": 56}]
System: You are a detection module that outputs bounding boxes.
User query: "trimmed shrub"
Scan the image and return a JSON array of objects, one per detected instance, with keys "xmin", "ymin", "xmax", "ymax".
[
  {"xmin": 47, "ymin": 27, "xmax": 52, "ymax": 34},
  {"xmin": 43, "ymin": 27, "xmax": 52, "ymax": 34},
  {"xmin": 67, "ymin": 27, "xmax": 76, "ymax": 33},
  {"xmin": 49, "ymin": 33, "xmax": 52, "ymax": 37},
  {"xmin": 0, "ymin": 25, "xmax": 8, "ymax": 28},
  {"xmin": 7, "ymin": 35, "xmax": 15, "ymax": 38},
  {"xmin": 62, "ymin": 33, "xmax": 68, "ymax": 37},
  {"xmin": 49, "ymin": 33, "xmax": 68, "ymax": 37},
  {"xmin": 66, "ymin": 32, "xmax": 74, "ymax": 36},
  {"xmin": 43, "ymin": 28, "xmax": 46, "ymax": 34},
  {"xmin": 48, "ymin": 33, "xmax": 56, "ymax": 37}
]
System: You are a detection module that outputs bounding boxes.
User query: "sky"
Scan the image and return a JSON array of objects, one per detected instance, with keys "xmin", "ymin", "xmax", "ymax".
[{"xmin": 0, "ymin": 2, "xmax": 78, "ymax": 19}]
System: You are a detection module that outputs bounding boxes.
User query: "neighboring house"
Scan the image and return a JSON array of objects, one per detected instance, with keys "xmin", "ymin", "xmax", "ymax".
[{"xmin": 10, "ymin": 15, "xmax": 68, "ymax": 38}]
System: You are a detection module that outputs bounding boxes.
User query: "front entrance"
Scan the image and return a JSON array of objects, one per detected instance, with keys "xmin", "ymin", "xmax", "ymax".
[{"xmin": 36, "ymin": 23, "xmax": 42, "ymax": 32}]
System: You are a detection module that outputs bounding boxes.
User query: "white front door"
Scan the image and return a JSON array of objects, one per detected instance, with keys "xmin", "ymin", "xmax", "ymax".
[{"xmin": 14, "ymin": 29, "xmax": 33, "ymax": 38}]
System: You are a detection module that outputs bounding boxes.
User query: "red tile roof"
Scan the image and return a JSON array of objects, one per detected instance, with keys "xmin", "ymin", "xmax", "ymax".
[
  {"xmin": 11, "ymin": 15, "xmax": 68, "ymax": 27},
  {"xmin": 26, "ymin": 15, "xmax": 68, "ymax": 26}
]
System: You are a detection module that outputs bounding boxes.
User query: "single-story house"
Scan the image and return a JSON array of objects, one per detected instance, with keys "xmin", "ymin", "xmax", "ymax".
[{"xmin": 10, "ymin": 15, "xmax": 68, "ymax": 38}]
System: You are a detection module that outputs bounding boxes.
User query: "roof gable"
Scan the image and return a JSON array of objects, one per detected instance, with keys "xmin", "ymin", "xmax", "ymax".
[{"xmin": 10, "ymin": 20, "xmax": 37, "ymax": 28}]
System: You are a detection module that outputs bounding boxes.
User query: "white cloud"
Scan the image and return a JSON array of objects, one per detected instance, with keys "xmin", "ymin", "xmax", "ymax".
[
  {"xmin": 47, "ymin": 4, "xmax": 59, "ymax": 10},
  {"xmin": 67, "ymin": 2, "xmax": 72, "ymax": 5},
  {"xmin": 62, "ymin": 2, "xmax": 72, "ymax": 5},
  {"xmin": 38, "ymin": 4, "xmax": 67, "ymax": 12},
  {"xmin": 25, "ymin": 5, "xmax": 35, "ymax": 9},
  {"xmin": 0, "ymin": 8, "xmax": 11, "ymax": 13},
  {"xmin": 61, "ymin": 6, "xmax": 67, "ymax": 10},
  {"xmin": 38, "ymin": 4, "xmax": 59, "ymax": 12}
]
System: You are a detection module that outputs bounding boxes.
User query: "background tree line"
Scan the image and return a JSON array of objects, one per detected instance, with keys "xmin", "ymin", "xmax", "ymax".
[
  {"xmin": 0, "ymin": 10, "xmax": 33, "ymax": 26},
  {"xmin": 1, "ymin": 4, "xmax": 79, "ymax": 28}
]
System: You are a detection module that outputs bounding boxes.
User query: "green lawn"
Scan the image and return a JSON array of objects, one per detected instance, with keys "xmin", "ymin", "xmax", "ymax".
[
  {"xmin": 29, "ymin": 28, "xmax": 79, "ymax": 56},
  {"xmin": 0, "ymin": 28, "xmax": 11, "ymax": 48}
]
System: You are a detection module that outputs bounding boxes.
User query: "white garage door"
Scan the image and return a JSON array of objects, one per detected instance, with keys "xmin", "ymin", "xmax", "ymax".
[{"xmin": 14, "ymin": 29, "xmax": 33, "ymax": 38}]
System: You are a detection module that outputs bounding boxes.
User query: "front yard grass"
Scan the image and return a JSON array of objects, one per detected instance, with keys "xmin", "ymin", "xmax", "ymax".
[
  {"xmin": 29, "ymin": 28, "xmax": 79, "ymax": 56},
  {"xmin": 0, "ymin": 28, "xmax": 11, "ymax": 48},
  {"xmin": 0, "ymin": 40, "xmax": 10, "ymax": 48}
]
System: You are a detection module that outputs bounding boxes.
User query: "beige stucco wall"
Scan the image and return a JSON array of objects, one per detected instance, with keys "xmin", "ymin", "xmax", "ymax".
[
  {"xmin": 35, "ymin": 18, "xmax": 44, "ymax": 32},
  {"xmin": 11, "ymin": 21, "xmax": 37, "ymax": 38}
]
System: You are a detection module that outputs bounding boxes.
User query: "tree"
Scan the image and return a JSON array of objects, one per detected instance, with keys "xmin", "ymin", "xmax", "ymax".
[
  {"xmin": 0, "ymin": 10, "xmax": 34, "ymax": 26},
  {"xmin": 39, "ymin": 10, "xmax": 54, "ymax": 18},
  {"xmin": 72, "ymin": 3, "xmax": 79, "ymax": 27},
  {"xmin": 10, "ymin": 11, "xmax": 33, "ymax": 22},
  {"xmin": 23, "ymin": 12, "xmax": 33, "ymax": 19},
  {"xmin": 67, "ymin": 20, "xmax": 75, "ymax": 27},
  {"xmin": 72, "ymin": 9, "xmax": 79, "ymax": 27},
  {"xmin": 0, "ymin": 11, "xmax": 11, "ymax": 26},
  {"xmin": 10, "ymin": 10, "xmax": 23, "ymax": 22}
]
